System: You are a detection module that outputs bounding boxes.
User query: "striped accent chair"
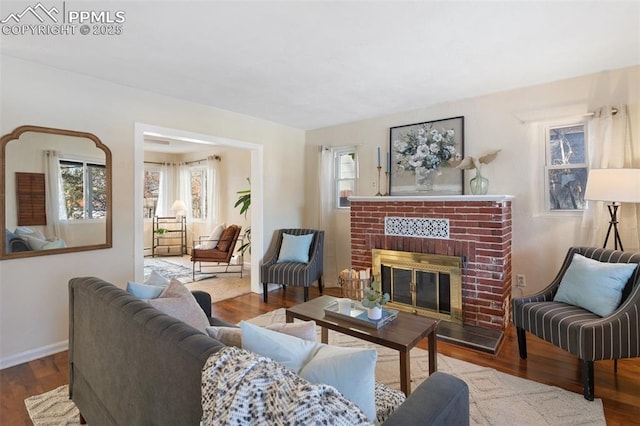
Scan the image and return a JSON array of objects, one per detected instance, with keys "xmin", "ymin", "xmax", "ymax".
[
  {"xmin": 512, "ymin": 247, "xmax": 640, "ymax": 401},
  {"xmin": 260, "ymin": 229, "xmax": 324, "ymax": 303}
]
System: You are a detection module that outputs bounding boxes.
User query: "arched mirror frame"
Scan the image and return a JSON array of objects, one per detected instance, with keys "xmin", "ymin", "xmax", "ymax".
[{"xmin": 0, "ymin": 125, "xmax": 112, "ymax": 259}]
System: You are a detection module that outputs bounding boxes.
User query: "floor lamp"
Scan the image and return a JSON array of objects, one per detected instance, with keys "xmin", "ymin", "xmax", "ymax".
[{"xmin": 584, "ymin": 168, "xmax": 640, "ymax": 251}]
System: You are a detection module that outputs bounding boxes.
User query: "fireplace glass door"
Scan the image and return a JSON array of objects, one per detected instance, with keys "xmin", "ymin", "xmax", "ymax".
[
  {"xmin": 374, "ymin": 249, "xmax": 462, "ymax": 324},
  {"xmin": 415, "ymin": 271, "xmax": 451, "ymax": 315}
]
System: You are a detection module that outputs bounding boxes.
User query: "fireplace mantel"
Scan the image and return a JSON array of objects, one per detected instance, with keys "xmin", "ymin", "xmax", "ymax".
[{"xmin": 349, "ymin": 195, "xmax": 514, "ymax": 202}]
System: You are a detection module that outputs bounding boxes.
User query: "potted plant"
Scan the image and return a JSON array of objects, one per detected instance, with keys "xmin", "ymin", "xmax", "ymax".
[
  {"xmin": 361, "ymin": 279, "xmax": 390, "ymax": 320},
  {"xmin": 234, "ymin": 177, "xmax": 251, "ymax": 256}
]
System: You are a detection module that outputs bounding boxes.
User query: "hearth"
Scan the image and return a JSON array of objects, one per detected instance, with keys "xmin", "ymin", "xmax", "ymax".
[{"xmin": 372, "ymin": 249, "xmax": 462, "ymax": 324}]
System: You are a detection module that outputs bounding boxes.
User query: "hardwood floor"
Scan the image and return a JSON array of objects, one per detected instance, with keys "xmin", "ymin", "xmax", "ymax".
[{"xmin": 1, "ymin": 286, "xmax": 639, "ymax": 425}]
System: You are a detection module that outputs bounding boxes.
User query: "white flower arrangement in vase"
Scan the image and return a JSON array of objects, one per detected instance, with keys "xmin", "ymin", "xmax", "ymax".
[
  {"xmin": 361, "ymin": 279, "xmax": 390, "ymax": 320},
  {"xmin": 392, "ymin": 123, "xmax": 462, "ymax": 191}
]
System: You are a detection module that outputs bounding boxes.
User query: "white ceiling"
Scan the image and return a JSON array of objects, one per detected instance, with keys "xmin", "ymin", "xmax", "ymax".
[{"xmin": 1, "ymin": 1, "xmax": 638, "ymax": 130}]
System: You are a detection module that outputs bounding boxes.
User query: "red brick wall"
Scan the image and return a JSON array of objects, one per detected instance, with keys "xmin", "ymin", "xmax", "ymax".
[{"xmin": 350, "ymin": 199, "xmax": 512, "ymax": 330}]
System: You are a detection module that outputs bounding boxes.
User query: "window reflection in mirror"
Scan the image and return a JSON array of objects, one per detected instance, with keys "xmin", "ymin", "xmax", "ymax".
[{"xmin": 1, "ymin": 126, "xmax": 112, "ymax": 259}]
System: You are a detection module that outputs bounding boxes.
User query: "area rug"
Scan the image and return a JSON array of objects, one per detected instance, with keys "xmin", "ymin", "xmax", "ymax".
[
  {"xmin": 186, "ymin": 276, "xmax": 251, "ymax": 304},
  {"xmin": 25, "ymin": 385, "xmax": 80, "ymax": 425},
  {"xmin": 144, "ymin": 258, "xmax": 250, "ymax": 303},
  {"xmin": 144, "ymin": 258, "xmax": 215, "ymax": 283},
  {"xmin": 248, "ymin": 309, "xmax": 607, "ymax": 426},
  {"xmin": 25, "ymin": 309, "xmax": 607, "ymax": 426}
]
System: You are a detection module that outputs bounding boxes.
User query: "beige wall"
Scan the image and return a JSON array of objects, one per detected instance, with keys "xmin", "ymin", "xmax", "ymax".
[
  {"xmin": 305, "ymin": 66, "xmax": 640, "ymax": 295},
  {"xmin": 0, "ymin": 56, "xmax": 305, "ymax": 367},
  {"xmin": 2, "ymin": 56, "xmax": 638, "ymax": 368}
]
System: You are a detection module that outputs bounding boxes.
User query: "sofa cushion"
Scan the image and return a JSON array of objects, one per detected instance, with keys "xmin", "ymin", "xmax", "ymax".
[
  {"xmin": 145, "ymin": 270, "xmax": 170, "ymax": 287},
  {"xmin": 553, "ymin": 253, "xmax": 637, "ymax": 317},
  {"xmin": 206, "ymin": 321, "xmax": 317, "ymax": 347},
  {"xmin": 126, "ymin": 281, "xmax": 165, "ymax": 299},
  {"xmin": 240, "ymin": 321, "xmax": 318, "ymax": 373},
  {"xmin": 147, "ymin": 279, "xmax": 210, "ymax": 333},
  {"xmin": 240, "ymin": 321, "xmax": 377, "ymax": 421},
  {"xmin": 202, "ymin": 346, "xmax": 371, "ymax": 425},
  {"xmin": 299, "ymin": 342, "xmax": 377, "ymax": 421},
  {"xmin": 14, "ymin": 226, "xmax": 46, "ymax": 240},
  {"xmin": 277, "ymin": 233, "xmax": 313, "ymax": 263},
  {"xmin": 126, "ymin": 271, "xmax": 170, "ymax": 299}
]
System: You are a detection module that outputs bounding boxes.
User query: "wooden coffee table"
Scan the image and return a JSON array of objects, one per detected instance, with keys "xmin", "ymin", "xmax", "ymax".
[{"xmin": 285, "ymin": 295, "xmax": 438, "ymax": 396}]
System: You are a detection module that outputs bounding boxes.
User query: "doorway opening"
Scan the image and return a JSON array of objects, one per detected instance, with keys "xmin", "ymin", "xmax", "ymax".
[{"xmin": 134, "ymin": 123, "xmax": 264, "ymax": 294}]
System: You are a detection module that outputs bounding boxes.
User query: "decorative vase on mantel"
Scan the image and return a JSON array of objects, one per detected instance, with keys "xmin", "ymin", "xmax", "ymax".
[
  {"xmin": 469, "ymin": 167, "xmax": 489, "ymax": 195},
  {"xmin": 414, "ymin": 167, "xmax": 435, "ymax": 192},
  {"xmin": 367, "ymin": 306, "xmax": 382, "ymax": 320}
]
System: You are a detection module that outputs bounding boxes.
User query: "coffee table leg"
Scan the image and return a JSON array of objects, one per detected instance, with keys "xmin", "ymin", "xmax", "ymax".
[
  {"xmin": 286, "ymin": 312, "xmax": 293, "ymax": 323},
  {"xmin": 428, "ymin": 330, "xmax": 437, "ymax": 374},
  {"xmin": 321, "ymin": 327, "xmax": 328, "ymax": 344},
  {"xmin": 400, "ymin": 350, "xmax": 411, "ymax": 396}
]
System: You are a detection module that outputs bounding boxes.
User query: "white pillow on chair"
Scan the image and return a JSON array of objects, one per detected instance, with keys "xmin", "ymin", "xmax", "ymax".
[{"xmin": 202, "ymin": 223, "xmax": 226, "ymax": 249}]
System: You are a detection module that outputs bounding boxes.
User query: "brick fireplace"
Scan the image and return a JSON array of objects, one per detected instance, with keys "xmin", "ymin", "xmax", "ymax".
[{"xmin": 350, "ymin": 195, "xmax": 513, "ymax": 332}]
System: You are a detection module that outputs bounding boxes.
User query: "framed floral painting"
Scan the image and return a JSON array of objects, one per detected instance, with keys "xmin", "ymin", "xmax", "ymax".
[{"xmin": 389, "ymin": 116, "xmax": 464, "ymax": 195}]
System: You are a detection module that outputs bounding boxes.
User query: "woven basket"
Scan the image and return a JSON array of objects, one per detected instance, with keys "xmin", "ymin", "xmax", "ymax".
[{"xmin": 339, "ymin": 276, "xmax": 371, "ymax": 301}]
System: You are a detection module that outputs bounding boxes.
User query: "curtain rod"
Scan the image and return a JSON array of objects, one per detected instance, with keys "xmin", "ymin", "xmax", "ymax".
[
  {"xmin": 517, "ymin": 106, "xmax": 620, "ymax": 124},
  {"xmin": 144, "ymin": 155, "xmax": 221, "ymax": 166},
  {"xmin": 583, "ymin": 107, "xmax": 618, "ymax": 117}
]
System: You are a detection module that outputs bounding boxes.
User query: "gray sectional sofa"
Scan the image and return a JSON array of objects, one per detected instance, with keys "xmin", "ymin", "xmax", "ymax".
[{"xmin": 68, "ymin": 276, "xmax": 469, "ymax": 425}]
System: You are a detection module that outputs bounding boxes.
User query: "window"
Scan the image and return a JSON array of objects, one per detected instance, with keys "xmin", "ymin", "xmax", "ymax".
[
  {"xmin": 335, "ymin": 148, "xmax": 357, "ymax": 208},
  {"xmin": 59, "ymin": 159, "xmax": 107, "ymax": 219},
  {"xmin": 143, "ymin": 166, "xmax": 160, "ymax": 219},
  {"xmin": 190, "ymin": 167, "xmax": 208, "ymax": 220},
  {"xmin": 544, "ymin": 122, "xmax": 588, "ymax": 211}
]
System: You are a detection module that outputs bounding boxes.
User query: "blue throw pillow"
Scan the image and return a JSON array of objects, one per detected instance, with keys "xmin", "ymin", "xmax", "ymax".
[
  {"xmin": 240, "ymin": 321, "xmax": 319, "ymax": 373},
  {"xmin": 126, "ymin": 281, "xmax": 166, "ymax": 299},
  {"xmin": 277, "ymin": 233, "xmax": 314, "ymax": 263},
  {"xmin": 240, "ymin": 321, "xmax": 377, "ymax": 421},
  {"xmin": 553, "ymin": 254, "xmax": 637, "ymax": 317}
]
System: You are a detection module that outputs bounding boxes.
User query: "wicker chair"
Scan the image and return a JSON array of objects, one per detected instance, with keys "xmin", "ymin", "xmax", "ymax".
[
  {"xmin": 191, "ymin": 225, "xmax": 242, "ymax": 280},
  {"xmin": 512, "ymin": 247, "xmax": 640, "ymax": 400},
  {"xmin": 260, "ymin": 229, "xmax": 324, "ymax": 302}
]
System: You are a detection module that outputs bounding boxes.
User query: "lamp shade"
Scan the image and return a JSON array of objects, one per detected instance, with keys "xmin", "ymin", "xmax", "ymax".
[
  {"xmin": 170, "ymin": 200, "xmax": 187, "ymax": 215},
  {"xmin": 584, "ymin": 169, "xmax": 640, "ymax": 203}
]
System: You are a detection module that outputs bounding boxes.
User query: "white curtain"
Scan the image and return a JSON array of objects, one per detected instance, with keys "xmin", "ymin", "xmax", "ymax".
[
  {"xmin": 44, "ymin": 150, "xmax": 65, "ymax": 240},
  {"xmin": 156, "ymin": 163, "xmax": 173, "ymax": 217},
  {"xmin": 178, "ymin": 163, "xmax": 193, "ymax": 223},
  {"xmin": 206, "ymin": 156, "xmax": 220, "ymax": 231},
  {"xmin": 581, "ymin": 105, "xmax": 639, "ymax": 250},
  {"xmin": 319, "ymin": 146, "xmax": 338, "ymax": 286}
]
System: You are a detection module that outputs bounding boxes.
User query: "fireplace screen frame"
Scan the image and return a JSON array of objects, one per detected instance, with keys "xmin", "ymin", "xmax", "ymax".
[{"xmin": 372, "ymin": 249, "xmax": 463, "ymax": 324}]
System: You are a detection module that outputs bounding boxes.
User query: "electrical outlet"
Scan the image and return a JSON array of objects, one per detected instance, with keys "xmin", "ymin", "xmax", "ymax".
[
  {"xmin": 371, "ymin": 180, "xmax": 377, "ymax": 188},
  {"xmin": 516, "ymin": 274, "xmax": 526, "ymax": 287}
]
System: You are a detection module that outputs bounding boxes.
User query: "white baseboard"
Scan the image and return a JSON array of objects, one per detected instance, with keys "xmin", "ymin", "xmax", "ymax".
[{"xmin": 0, "ymin": 340, "xmax": 68, "ymax": 370}]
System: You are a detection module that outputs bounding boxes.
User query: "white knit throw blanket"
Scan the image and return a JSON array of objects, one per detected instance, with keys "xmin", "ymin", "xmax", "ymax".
[{"xmin": 201, "ymin": 346, "xmax": 373, "ymax": 425}]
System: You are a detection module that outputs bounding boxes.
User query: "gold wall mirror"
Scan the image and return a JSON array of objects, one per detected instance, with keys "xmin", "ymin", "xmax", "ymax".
[{"xmin": 1, "ymin": 125, "xmax": 112, "ymax": 259}]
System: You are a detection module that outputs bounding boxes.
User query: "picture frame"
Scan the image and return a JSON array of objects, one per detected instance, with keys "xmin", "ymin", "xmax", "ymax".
[{"xmin": 389, "ymin": 116, "xmax": 464, "ymax": 196}]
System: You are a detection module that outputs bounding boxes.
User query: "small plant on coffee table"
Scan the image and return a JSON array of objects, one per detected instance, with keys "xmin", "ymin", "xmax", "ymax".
[{"xmin": 361, "ymin": 279, "xmax": 390, "ymax": 309}]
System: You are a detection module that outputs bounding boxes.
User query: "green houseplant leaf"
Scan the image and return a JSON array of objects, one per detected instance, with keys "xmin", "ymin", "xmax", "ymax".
[{"xmin": 235, "ymin": 178, "xmax": 251, "ymax": 255}]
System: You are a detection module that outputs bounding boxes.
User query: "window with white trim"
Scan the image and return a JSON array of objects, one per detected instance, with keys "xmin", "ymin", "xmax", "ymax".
[
  {"xmin": 59, "ymin": 157, "xmax": 107, "ymax": 220},
  {"xmin": 544, "ymin": 121, "xmax": 588, "ymax": 211},
  {"xmin": 143, "ymin": 166, "xmax": 160, "ymax": 219},
  {"xmin": 335, "ymin": 147, "xmax": 357, "ymax": 208},
  {"xmin": 189, "ymin": 166, "xmax": 208, "ymax": 220}
]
